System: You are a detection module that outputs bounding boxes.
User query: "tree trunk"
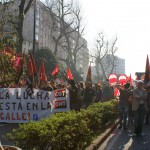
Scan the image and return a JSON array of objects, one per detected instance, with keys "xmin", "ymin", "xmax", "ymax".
[{"xmin": 16, "ymin": 0, "xmax": 25, "ymax": 53}]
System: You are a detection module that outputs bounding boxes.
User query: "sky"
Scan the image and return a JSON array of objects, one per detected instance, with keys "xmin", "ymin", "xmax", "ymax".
[{"xmin": 80, "ymin": 0, "xmax": 150, "ymax": 78}]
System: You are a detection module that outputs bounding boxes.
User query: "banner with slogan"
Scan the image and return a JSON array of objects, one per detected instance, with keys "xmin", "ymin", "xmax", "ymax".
[
  {"xmin": 108, "ymin": 74, "xmax": 117, "ymax": 86},
  {"xmin": 0, "ymin": 88, "xmax": 70, "ymax": 123},
  {"xmin": 118, "ymin": 74, "xmax": 127, "ymax": 85}
]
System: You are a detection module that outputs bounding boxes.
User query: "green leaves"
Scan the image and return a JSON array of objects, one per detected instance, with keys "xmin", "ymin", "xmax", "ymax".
[{"xmin": 4, "ymin": 100, "xmax": 118, "ymax": 150}]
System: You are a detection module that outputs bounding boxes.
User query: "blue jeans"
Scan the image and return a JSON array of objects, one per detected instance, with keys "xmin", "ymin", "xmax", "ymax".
[
  {"xmin": 118, "ymin": 105, "xmax": 128, "ymax": 128},
  {"xmin": 133, "ymin": 104, "xmax": 146, "ymax": 134}
]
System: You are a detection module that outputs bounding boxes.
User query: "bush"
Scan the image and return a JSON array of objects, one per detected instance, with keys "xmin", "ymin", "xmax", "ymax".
[{"xmin": 4, "ymin": 99, "xmax": 118, "ymax": 150}]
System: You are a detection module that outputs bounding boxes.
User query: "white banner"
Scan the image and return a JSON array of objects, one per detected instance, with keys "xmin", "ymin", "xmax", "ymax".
[{"xmin": 0, "ymin": 88, "xmax": 70, "ymax": 123}]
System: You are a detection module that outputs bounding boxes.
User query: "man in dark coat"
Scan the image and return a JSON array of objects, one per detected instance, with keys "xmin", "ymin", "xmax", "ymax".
[
  {"xmin": 67, "ymin": 80, "xmax": 78, "ymax": 111},
  {"xmin": 83, "ymin": 81, "xmax": 95, "ymax": 109}
]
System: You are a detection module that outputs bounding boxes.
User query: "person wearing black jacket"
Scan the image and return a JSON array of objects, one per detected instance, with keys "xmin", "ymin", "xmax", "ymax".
[
  {"xmin": 82, "ymin": 81, "xmax": 95, "ymax": 109},
  {"xmin": 40, "ymin": 80, "xmax": 53, "ymax": 91},
  {"xmin": 117, "ymin": 83, "xmax": 130, "ymax": 130},
  {"xmin": 67, "ymin": 80, "xmax": 78, "ymax": 111}
]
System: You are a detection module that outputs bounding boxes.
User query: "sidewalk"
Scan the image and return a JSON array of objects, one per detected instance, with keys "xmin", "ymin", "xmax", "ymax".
[
  {"xmin": 86, "ymin": 119, "xmax": 119, "ymax": 150},
  {"xmin": 98, "ymin": 123, "xmax": 150, "ymax": 150}
]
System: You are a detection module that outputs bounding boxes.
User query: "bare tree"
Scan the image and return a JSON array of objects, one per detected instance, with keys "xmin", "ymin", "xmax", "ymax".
[
  {"xmin": 45, "ymin": 0, "xmax": 85, "ymax": 80},
  {"xmin": 15, "ymin": 0, "xmax": 34, "ymax": 53},
  {"xmin": 91, "ymin": 32, "xmax": 118, "ymax": 81},
  {"xmin": 0, "ymin": 0, "xmax": 34, "ymax": 53}
]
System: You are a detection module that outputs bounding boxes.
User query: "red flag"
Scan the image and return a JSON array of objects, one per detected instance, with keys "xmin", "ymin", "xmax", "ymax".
[
  {"xmin": 13, "ymin": 56, "xmax": 21, "ymax": 70},
  {"xmin": 66, "ymin": 68, "xmax": 73, "ymax": 80},
  {"xmin": 144, "ymin": 55, "xmax": 150, "ymax": 83},
  {"xmin": 86, "ymin": 65, "xmax": 92, "ymax": 83},
  {"xmin": 52, "ymin": 65, "xmax": 59, "ymax": 76},
  {"xmin": 28, "ymin": 58, "xmax": 33, "ymax": 76},
  {"xmin": 40, "ymin": 60, "xmax": 47, "ymax": 81},
  {"xmin": 114, "ymin": 88, "xmax": 120, "ymax": 97},
  {"xmin": 108, "ymin": 73, "xmax": 117, "ymax": 86},
  {"xmin": 29, "ymin": 52, "xmax": 37, "ymax": 75},
  {"xmin": 15, "ymin": 56, "xmax": 24, "ymax": 84}
]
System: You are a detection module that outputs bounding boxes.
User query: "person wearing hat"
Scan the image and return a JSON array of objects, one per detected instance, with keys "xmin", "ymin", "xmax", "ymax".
[{"xmin": 132, "ymin": 80, "xmax": 148, "ymax": 136}]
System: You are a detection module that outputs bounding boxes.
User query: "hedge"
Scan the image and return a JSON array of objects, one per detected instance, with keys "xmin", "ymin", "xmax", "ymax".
[{"xmin": 4, "ymin": 99, "xmax": 118, "ymax": 150}]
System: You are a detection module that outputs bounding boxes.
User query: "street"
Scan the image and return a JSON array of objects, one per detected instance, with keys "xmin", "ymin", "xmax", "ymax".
[
  {"xmin": 0, "ymin": 123, "xmax": 19, "ymax": 146},
  {"xmin": 98, "ymin": 124, "xmax": 150, "ymax": 150}
]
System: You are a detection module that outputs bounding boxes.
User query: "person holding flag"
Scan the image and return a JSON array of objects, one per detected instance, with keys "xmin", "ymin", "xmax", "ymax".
[
  {"xmin": 66, "ymin": 68, "xmax": 78, "ymax": 111},
  {"xmin": 39, "ymin": 59, "xmax": 52, "ymax": 91},
  {"xmin": 82, "ymin": 81, "xmax": 95, "ymax": 109},
  {"xmin": 117, "ymin": 83, "xmax": 130, "ymax": 130},
  {"xmin": 82, "ymin": 64, "xmax": 95, "ymax": 108}
]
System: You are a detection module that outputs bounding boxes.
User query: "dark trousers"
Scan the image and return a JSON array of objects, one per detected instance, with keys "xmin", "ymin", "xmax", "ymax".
[
  {"xmin": 118, "ymin": 105, "xmax": 128, "ymax": 128},
  {"xmin": 133, "ymin": 104, "xmax": 146, "ymax": 134},
  {"xmin": 145, "ymin": 110, "xmax": 150, "ymax": 124}
]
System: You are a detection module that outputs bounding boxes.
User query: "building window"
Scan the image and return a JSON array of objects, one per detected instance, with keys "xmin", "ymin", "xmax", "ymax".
[{"xmin": 35, "ymin": 34, "xmax": 39, "ymax": 41}]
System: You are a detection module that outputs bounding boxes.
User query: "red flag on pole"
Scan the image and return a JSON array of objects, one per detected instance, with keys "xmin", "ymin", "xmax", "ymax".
[
  {"xmin": 29, "ymin": 52, "xmax": 37, "ymax": 75},
  {"xmin": 28, "ymin": 58, "xmax": 33, "ymax": 76},
  {"xmin": 144, "ymin": 54, "xmax": 150, "ymax": 84},
  {"xmin": 114, "ymin": 88, "xmax": 120, "ymax": 97},
  {"xmin": 66, "ymin": 68, "xmax": 73, "ymax": 80},
  {"xmin": 86, "ymin": 65, "xmax": 92, "ymax": 83},
  {"xmin": 52, "ymin": 65, "xmax": 59, "ymax": 76},
  {"xmin": 40, "ymin": 60, "xmax": 47, "ymax": 81}
]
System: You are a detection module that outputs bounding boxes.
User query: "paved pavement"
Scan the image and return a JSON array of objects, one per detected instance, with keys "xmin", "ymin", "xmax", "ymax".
[
  {"xmin": 98, "ymin": 124, "xmax": 150, "ymax": 150},
  {"xmin": 0, "ymin": 123, "xmax": 19, "ymax": 145}
]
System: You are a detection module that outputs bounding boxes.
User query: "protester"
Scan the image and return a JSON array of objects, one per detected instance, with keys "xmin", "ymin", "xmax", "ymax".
[
  {"xmin": 94, "ymin": 83, "xmax": 103, "ymax": 102},
  {"xmin": 50, "ymin": 80, "xmax": 57, "ymax": 90},
  {"xmin": 102, "ymin": 82, "xmax": 113, "ymax": 101},
  {"xmin": 132, "ymin": 80, "xmax": 148, "ymax": 136},
  {"xmin": 79, "ymin": 81, "xmax": 85, "ymax": 98},
  {"xmin": 145, "ymin": 85, "xmax": 150, "ymax": 125},
  {"xmin": 67, "ymin": 80, "xmax": 78, "ymax": 111},
  {"xmin": 117, "ymin": 83, "xmax": 130, "ymax": 130},
  {"xmin": 39, "ymin": 80, "xmax": 53, "ymax": 91},
  {"xmin": 82, "ymin": 81, "xmax": 95, "ymax": 109},
  {"xmin": 127, "ymin": 85, "xmax": 134, "ymax": 127},
  {"xmin": 77, "ymin": 82, "xmax": 84, "ymax": 110}
]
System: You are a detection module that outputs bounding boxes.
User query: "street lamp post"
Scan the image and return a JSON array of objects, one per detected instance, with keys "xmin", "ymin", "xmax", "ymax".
[{"xmin": 32, "ymin": 0, "xmax": 36, "ymax": 57}]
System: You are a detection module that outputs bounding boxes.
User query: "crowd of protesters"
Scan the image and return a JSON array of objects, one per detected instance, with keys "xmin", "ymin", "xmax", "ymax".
[
  {"xmin": 116, "ymin": 80, "xmax": 150, "ymax": 136},
  {"xmin": 0, "ymin": 76, "xmax": 114, "ymax": 111},
  {"xmin": 2, "ymin": 73, "xmax": 150, "ymax": 137}
]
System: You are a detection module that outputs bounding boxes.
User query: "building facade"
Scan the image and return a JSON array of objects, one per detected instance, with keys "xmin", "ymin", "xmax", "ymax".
[
  {"xmin": 23, "ymin": 0, "xmax": 89, "ymax": 79},
  {"xmin": 1, "ymin": 0, "xmax": 89, "ymax": 80}
]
